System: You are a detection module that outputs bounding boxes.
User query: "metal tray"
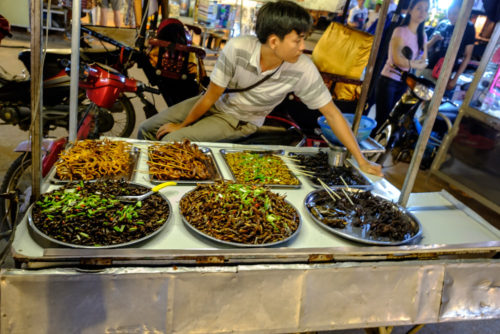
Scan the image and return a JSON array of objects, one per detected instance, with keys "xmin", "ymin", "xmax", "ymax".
[
  {"xmin": 179, "ymin": 188, "xmax": 302, "ymax": 248},
  {"xmin": 48, "ymin": 146, "xmax": 140, "ymax": 184},
  {"xmin": 288, "ymin": 152, "xmax": 372, "ymax": 189},
  {"xmin": 27, "ymin": 182, "xmax": 172, "ymax": 249},
  {"xmin": 220, "ymin": 149, "xmax": 302, "ymax": 189},
  {"xmin": 148, "ymin": 146, "xmax": 223, "ymax": 185},
  {"xmin": 304, "ymin": 188, "xmax": 422, "ymax": 246}
]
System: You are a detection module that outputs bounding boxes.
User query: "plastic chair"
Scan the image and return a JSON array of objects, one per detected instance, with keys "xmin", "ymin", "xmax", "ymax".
[{"xmin": 146, "ymin": 38, "xmax": 208, "ymax": 106}]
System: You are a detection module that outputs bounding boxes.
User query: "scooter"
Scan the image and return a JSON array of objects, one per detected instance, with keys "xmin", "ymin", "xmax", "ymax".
[
  {"xmin": 370, "ymin": 46, "xmax": 458, "ymax": 168},
  {"xmin": 0, "ymin": 61, "xmax": 160, "ymax": 233}
]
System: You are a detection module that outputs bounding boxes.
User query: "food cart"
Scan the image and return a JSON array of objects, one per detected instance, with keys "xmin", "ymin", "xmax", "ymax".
[
  {"xmin": 1, "ymin": 1, "xmax": 499, "ymax": 333},
  {"xmin": 2, "ymin": 140, "xmax": 499, "ymax": 333}
]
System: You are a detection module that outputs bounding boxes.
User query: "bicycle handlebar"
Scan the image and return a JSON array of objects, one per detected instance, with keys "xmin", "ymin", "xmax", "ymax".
[{"xmin": 137, "ymin": 83, "xmax": 161, "ymax": 95}]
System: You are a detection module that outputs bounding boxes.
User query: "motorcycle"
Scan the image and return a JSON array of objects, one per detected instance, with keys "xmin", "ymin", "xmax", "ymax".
[
  {"xmin": 369, "ymin": 46, "xmax": 459, "ymax": 168},
  {"xmin": 0, "ymin": 31, "xmax": 147, "ymax": 138},
  {"xmin": 0, "ymin": 61, "xmax": 159, "ymax": 233}
]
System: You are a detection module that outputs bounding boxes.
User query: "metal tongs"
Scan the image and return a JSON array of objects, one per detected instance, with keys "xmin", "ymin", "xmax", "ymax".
[{"xmin": 116, "ymin": 181, "xmax": 177, "ymax": 203}]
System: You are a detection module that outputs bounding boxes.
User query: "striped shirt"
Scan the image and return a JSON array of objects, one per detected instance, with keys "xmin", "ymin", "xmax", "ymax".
[{"xmin": 210, "ymin": 35, "xmax": 332, "ymax": 127}]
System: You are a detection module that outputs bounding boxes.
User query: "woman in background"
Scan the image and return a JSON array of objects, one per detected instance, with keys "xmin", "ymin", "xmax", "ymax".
[{"xmin": 373, "ymin": 0, "xmax": 431, "ymax": 133}]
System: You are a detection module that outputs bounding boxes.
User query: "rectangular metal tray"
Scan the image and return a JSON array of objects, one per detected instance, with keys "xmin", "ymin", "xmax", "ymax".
[
  {"xmin": 48, "ymin": 146, "xmax": 140, "ymax": 184},
  {"xmin": 288, "ymin": 151, "xmax": 372, "ymax": 189},
  {"xmin": 220, "ymin": 149, "xmax": 302, "ymax": 189},
  {"xmin": 148, "ymin": 146, "xmax": 223, "ymax": 185}
]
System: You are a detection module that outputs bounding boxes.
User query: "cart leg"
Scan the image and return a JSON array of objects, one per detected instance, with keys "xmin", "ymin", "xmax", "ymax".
[
  {"xmin": 380, "ymin": 326, "xmax": 393, "ymax": 334},
  {"xmin": 406, "ymin": 324, "xmax": 425, "ymax": 334},
  {"xmin": 364, "ymin": 327, "xmax": 393, "ymax": 334}
]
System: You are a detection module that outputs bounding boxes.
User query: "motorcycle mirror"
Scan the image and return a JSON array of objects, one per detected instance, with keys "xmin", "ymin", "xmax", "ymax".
[
  {"xmin": 402, "ymin": 46, "xmax": 413, "ymax": 60},
  {"xmin": 59, "ymin": 58, "xmax": 70, "ymax": 67}
]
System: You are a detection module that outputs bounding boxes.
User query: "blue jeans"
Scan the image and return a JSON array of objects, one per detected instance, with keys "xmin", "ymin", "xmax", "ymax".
[{"xmin": 374, "ymin": 75, "xmax": 407, "ymax": 133}]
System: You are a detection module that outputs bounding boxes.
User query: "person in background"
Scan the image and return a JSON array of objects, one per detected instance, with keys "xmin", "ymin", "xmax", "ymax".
[
  {"xmin": 374, "ymin": 0, "xmax": 430, "ymax": 133},
  {"xmin": 365, "ymin": 0, "xmax": 410, "ymax": 115},
  {"xmin": 388, "ymin": 0, "xmax": 398, "ymax": 13},
  {"xmin": 138, "ymin": 0, "xmax": 383, "ymax": 176},
  {"xmin": 365, "ymin": 0, "xmax": 382, "ymax": 32},
  {"xmin": 99, "ymin": 0, "xmax": 123, "ymax": 27},
  {"xmin": 0, "ymin": 14, "xmax": 12, "ymax": 45},
  {"xmin": 133, "ymin": 0, "xmax": 143, "ymax": 27},
  {"xmin": 348, "ymin": 0, "xmax": 368, "ymax": 30},
  {"xmin": 420, "ymin": 0, "xmax": 475, "ymax": 94}
]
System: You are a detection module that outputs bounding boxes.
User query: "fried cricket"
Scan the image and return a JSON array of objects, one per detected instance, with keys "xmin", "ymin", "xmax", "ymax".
[{"xmin": 180, "ymin": 182, "xmax": 300, "ymax": 245}]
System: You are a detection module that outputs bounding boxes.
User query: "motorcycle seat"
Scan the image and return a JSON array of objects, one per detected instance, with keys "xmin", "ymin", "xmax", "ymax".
[
  {"xmin": 438, "ymin": 101, "xmax": 459, "ymax": 115},
  {"xmin": 18, "ymin": 50, "xmax": 71, "ymax": 80}
]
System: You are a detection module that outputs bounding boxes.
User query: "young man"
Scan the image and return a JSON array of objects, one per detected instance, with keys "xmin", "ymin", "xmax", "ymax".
[{"xmin": 138, "ymin": 0, "xmax": 382, "ymax": 176}]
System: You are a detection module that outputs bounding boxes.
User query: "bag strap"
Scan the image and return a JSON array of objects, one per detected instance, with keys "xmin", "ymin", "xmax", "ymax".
[{"xmin": 224, "ymin": 63, "xmax": 282, "ymax": 93}]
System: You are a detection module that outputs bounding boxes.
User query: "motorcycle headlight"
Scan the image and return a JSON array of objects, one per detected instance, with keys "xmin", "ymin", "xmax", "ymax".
[{"xmin": 413, "ymin": 84, "xmax": 433, "ymax": 101}]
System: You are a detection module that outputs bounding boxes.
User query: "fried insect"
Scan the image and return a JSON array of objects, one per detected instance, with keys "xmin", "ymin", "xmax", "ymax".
[
  {"xmin": 31, "ymin": 180, "xmax": 170, "ymax": 247},
  {"xmin": 292, "ymin": 152, "xmax": 368, "ymax": 187},
  {"xmin": 225, "ymin": 152, "xmax": 299, "ymax": 185},
  {"xmin": 55, "ymin": 139, "xmax": 133, "ymax": 181},
  {"xmin": 180, "ymin": 182, "xmax": 300, "ymax": 245},
  {"xmin": 148, "ymin": 140, "xmax": 211, "ymax": 180},
  {"xmin": 308, "ymin": 190, "xmax": 418, "ymax": 241}
]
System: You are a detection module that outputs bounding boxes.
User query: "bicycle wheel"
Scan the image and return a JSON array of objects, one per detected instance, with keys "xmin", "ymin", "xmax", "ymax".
[{"xmin": 0, "ymin": 153, "xmax": 32, "ymax": 235}]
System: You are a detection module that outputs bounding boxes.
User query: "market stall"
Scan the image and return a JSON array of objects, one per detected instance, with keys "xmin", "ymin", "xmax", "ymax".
[
  {"xmin": 2, "ymin": 139, "xmax": 499, "ymax": 332},
  {"xmin": 1, "ymin": 0, "xmax": 499, "ymax": 333}
]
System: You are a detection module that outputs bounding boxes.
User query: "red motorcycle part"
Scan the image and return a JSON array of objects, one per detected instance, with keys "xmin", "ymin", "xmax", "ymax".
[
  {"xmin": 77, "ymin": 111, "xmax": 95, "ymax": 140},
  {"xmin": 42, "ymin": 137, "xmax": 67, "ymax": 177},
  {"xmin": 0, "ymin": 14, "xmax": 12, "ymax": 41},
  {"xmin": 79, "ymin": 64, "xmax": 138, "ymax": 109}
]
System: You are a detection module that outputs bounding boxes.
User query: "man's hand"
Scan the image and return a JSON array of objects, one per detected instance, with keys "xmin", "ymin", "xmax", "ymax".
[
  {"xmin": 156, "ymin": 122, "xmax": 184, "ymax": 140},
  {"xmin": 358, "ymin": 157, "xmax": 383, "ymax": 177}
]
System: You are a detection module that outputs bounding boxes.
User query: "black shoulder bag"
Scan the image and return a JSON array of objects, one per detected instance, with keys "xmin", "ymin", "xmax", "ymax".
[{"xmin": 224, "ymin": 63, "xmax": 282, "ymax": 93}]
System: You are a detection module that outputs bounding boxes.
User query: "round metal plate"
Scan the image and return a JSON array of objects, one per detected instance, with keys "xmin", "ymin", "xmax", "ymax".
[
  {"xmin": 28, "ymin": 182, "xmax": 172, "ymax": 249},
  {"xmin": 179, "ymin": 188, "xmax": 302, "ymax": 248},
  {"xmin": 304, "ymin": 188, "xmax": 422, "ymax": 246}
]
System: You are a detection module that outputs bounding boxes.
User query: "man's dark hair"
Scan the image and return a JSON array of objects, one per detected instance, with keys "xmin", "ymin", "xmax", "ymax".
[{"xmin": 255, "ymin": 0, "xmax": 312, "ymax": 44}]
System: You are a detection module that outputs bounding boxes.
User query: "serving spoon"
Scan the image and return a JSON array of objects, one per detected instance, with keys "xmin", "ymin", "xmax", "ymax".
[{"xmin": 116, "ymin": 181, "xmax": 177, "ymax": 203}]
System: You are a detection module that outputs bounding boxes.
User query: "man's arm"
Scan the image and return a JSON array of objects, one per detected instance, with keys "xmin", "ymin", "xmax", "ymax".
[
  {"xmin": 447, "ymin": 43, "xmax": 473, "ymax": 90},
  {"xmin": 156, "ymin": 82, "xmax": 225, "ymax": 139},
  {"xmin": 318, "ymin": 101, "xmax": 383, "ymax": 176}
]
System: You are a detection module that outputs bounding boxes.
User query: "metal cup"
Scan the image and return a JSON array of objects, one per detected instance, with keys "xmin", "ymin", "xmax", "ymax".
[{"xmin": 327, "ymin": 146, "xmax": 347, "ymax": 167}]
